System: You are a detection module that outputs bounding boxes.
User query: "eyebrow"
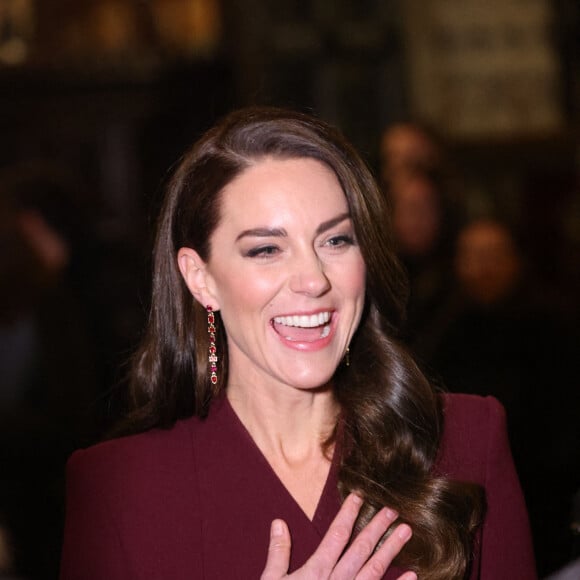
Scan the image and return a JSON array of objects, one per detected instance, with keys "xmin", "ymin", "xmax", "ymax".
[
  {"xmin": 316, "ymin": 212, "xmax": 351, "ymax": 235},
  {"xmin": 235, "ymin": 227, "xmax": 287, "ymax": 241},
  {"xmin": 235, "ymin": 212, "xmax": 351, "ymax": 242}
]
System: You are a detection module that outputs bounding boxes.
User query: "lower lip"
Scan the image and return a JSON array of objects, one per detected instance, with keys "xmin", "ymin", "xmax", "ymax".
[{"xmin": 270, "ymin": 317, "xmax": 336, "ymax": 352}]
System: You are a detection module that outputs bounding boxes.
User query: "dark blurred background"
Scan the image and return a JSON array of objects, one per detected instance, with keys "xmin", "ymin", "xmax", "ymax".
[{"xmin": 0, "ymin": 0, "xmax": 578, "ymax": 578}]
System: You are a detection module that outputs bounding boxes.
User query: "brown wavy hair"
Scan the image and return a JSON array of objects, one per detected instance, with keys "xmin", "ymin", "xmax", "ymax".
[{"xmin": 122, "ymin": 107, "xmax": 484, "ymax": 579}]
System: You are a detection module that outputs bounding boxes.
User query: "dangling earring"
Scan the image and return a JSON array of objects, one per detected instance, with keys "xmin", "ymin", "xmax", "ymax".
[
  {"xmin": 207, "ymin": 305, "xmax": 218, "ymax": 385},
  {"xmin": 345, "ymin": 346, "xmax": 350, "ymax": 367}
]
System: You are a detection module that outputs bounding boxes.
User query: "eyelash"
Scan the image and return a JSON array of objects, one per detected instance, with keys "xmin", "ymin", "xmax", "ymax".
[
  {"xmin": 245, "ymin": 245, "xmax": 280, "ymax": 258},
  {"xmin": 245, "ymin": 235, "xmax": 356, "ymax": 259},
  {"xmin": 326, "ymin": 234, "xmax": 355, "ymax": 248}
]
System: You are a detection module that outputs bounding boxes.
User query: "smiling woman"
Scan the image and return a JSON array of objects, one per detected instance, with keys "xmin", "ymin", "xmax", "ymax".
[
  {"xmin": 59, "ymin": 107, "xmax": 536, "ymax": 580},
  {"xmin": 177, "ymin": 157, "xmax": 365, "ymax": 394}
]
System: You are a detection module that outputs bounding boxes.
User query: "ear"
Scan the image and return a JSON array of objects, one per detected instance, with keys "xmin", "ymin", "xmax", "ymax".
[{"xmin": 177, "ymin": 247, "xmax": 220, "ymax": 310}]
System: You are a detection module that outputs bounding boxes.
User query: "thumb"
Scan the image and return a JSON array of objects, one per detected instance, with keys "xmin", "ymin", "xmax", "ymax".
[{"xmin": 260, "ymin": 519, "xmax": 292, "ymax": 580}]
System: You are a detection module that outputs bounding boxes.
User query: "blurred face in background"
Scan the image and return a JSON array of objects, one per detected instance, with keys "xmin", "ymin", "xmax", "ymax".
[
  {"xmin": 380, "ymin": 124, "xmax": 441, "ymax": 185},
  {"xmin": 455, "ymin": 219, "xmax": 522, "ymax": 306},
  {"xmin": 391, "ymin": 176, "xmax": 442, "ymax": 258}
]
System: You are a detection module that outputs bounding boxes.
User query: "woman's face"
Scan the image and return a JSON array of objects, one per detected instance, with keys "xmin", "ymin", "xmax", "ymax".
[{"xmin": 186, "ymin": 157, "xmax": 366, "ymax": 395}]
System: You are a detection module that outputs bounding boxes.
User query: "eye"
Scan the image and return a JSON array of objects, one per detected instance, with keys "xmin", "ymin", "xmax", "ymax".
[
  {"xmin": 245, "ymin": 244, "xmax": 280, "ymax": 258},
  {"xmin": 325, "ymin": 234, "xmax": 356, "ymax": 248}
]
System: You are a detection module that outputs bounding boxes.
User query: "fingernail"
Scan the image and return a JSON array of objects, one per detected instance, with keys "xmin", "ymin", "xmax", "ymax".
[
  {"xmin": 397, "ymin": 524, "xmax": 412, "ymax": 541},
  {"xmin": 384, "ymin": 507, "xmax": 398, "ymax": 520},
  {"xmin": 351, "ymin": 493, "xmax": 363, "ymax": 505},
  {"xmin": 271, "ymin": 520, "xmax": 283, "ymax": 537}
]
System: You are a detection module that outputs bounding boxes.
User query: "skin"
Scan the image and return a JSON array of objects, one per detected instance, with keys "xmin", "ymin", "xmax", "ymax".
[
  {"xmin": 380, "ymin": 124, "xmax": 440, "ymax": 185},
  {"xmin": 178, "ymin": 157, "xmax": 415, "ymax": 579},
  {"xmin": 391, "ymin": 176, "xmax": 442, "ymax": 257},
  {"xmin": 455, "ymin": 219, "xmax": 522, "ymax": 306},
  {"xmin": 262, "ymin": 493, "xmax": 416, "ymax": 580},
  {"xmin": 17, "ymin": 209, "xmax": 69, "ymax": 274}
]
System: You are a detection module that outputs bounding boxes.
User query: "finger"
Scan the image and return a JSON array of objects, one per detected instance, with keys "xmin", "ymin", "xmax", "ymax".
[
  {"xmin": 303, "ymin": 493, "xmax": 364, "ymax": 576},
  {"xmin": 260, "ymin": 519, "xmax": 292, "ymax": 580},
  {"xmin": 356, "ymin": 523, "xmax": 413, "ymax": 580},
  {"xmin": 330, "ymin": 506, "xmax": 399, "ymax": 579}
]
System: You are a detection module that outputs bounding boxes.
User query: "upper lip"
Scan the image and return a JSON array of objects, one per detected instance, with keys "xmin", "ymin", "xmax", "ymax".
[{"xmin": 272, "ymin": 310, "xmax": 333, "ymax": 328}]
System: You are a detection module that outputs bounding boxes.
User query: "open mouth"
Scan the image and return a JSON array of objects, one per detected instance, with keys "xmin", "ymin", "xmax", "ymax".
[{"xmin": 272, "ymin": 311, "xmax": 332, "ymax": 342}]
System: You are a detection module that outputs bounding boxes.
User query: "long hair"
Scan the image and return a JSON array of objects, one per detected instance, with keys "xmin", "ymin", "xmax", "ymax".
[{"xmin": 123, "ymin": 107, "xmax": 484, "ymax": 579}]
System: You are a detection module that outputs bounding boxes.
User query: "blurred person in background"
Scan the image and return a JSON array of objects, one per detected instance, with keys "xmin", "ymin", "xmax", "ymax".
[
  {"xmin": 429, "ymin": 217, "xmax": 541, "ymax": 430},
  {"xmin": 380, "ymin": 122, "xmax": 462, "ymax": 359},
  {"xmin": 0, "ymin": 163, "xmax": 99, "ymax": 579},
  {"xmin": 425, "ymin": 216, "xmax": 580, "ymax": 577}
]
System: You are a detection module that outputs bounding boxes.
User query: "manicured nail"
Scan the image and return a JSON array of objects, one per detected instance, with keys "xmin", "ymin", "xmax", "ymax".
[
  {"xmin": 397, "ymin": 524, "xmax": 412, "ymax": 541},
  {"xmin": 271, "ymin": 520, "xmax": 283, "ymax": 537}
]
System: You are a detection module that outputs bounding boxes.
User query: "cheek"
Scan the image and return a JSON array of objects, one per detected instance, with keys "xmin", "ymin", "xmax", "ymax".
[
  {"xmin": 212, "ymin": 267, "xmax": 283, "ymax": 314},
  {"xmin": 341, "ymin": 258, "xmax": 366, "ymax": 301},
  {"xmin": 342, "ymin": 260, "xmax": 366, "ymax": 334}
]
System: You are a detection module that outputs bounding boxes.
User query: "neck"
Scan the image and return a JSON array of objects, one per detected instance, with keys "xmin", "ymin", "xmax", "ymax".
[{"xmin": 226, "ymin": 381, "xmax": 339, "ymax": 464}]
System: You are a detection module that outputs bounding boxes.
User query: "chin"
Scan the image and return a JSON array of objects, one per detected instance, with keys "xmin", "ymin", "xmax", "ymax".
[{"xmin": 283, "ymin": 366, "xmax": 337, "ymax": 392}]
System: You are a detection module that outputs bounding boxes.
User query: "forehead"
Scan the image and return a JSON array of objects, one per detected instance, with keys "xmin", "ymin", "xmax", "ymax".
[
  {"xmin": 460, "ymin": 223, "xmax": 512, "ymax": 249},
  {"xmin": 218, "ymin": 157, "xmax": 348, "ymax": 220}
]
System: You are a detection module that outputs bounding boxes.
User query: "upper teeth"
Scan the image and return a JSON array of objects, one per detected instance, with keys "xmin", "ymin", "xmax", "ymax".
[{"xmin": 273, "ymin": 312, "xmax": 331, "ymax": 328}]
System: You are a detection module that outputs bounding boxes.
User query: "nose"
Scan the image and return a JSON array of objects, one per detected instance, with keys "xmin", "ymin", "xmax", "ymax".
[{"xmin": 288, "ymin": 250, "xmax": 331, "ymax": 297}]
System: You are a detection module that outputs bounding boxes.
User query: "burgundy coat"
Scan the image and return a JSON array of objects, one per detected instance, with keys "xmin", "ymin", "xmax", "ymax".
[{"xmin": 60, "ymin": 394, "xmax": 536, "ymax": 579}]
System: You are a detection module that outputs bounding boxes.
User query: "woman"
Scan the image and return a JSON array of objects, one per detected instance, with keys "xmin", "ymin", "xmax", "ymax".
[{"xmin": 60, "ymin": 108, "xmax": 536, "ymax": 579}]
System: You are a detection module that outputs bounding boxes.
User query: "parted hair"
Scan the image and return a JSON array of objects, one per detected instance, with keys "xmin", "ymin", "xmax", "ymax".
[{"xmin": 124, "ymin": 107, "xmax": 484, "ymax": 579}]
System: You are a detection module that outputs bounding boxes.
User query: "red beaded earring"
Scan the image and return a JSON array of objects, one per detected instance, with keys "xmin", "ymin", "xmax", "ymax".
[{"xmin": 207, "ymin": 305, "xmax": 218, "ymax": 385}]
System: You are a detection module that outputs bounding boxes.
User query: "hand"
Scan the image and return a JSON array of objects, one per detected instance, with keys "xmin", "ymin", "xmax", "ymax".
[{"xmin": 260, "ymin": 493, "xmax": 416, "ymax": 580}]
